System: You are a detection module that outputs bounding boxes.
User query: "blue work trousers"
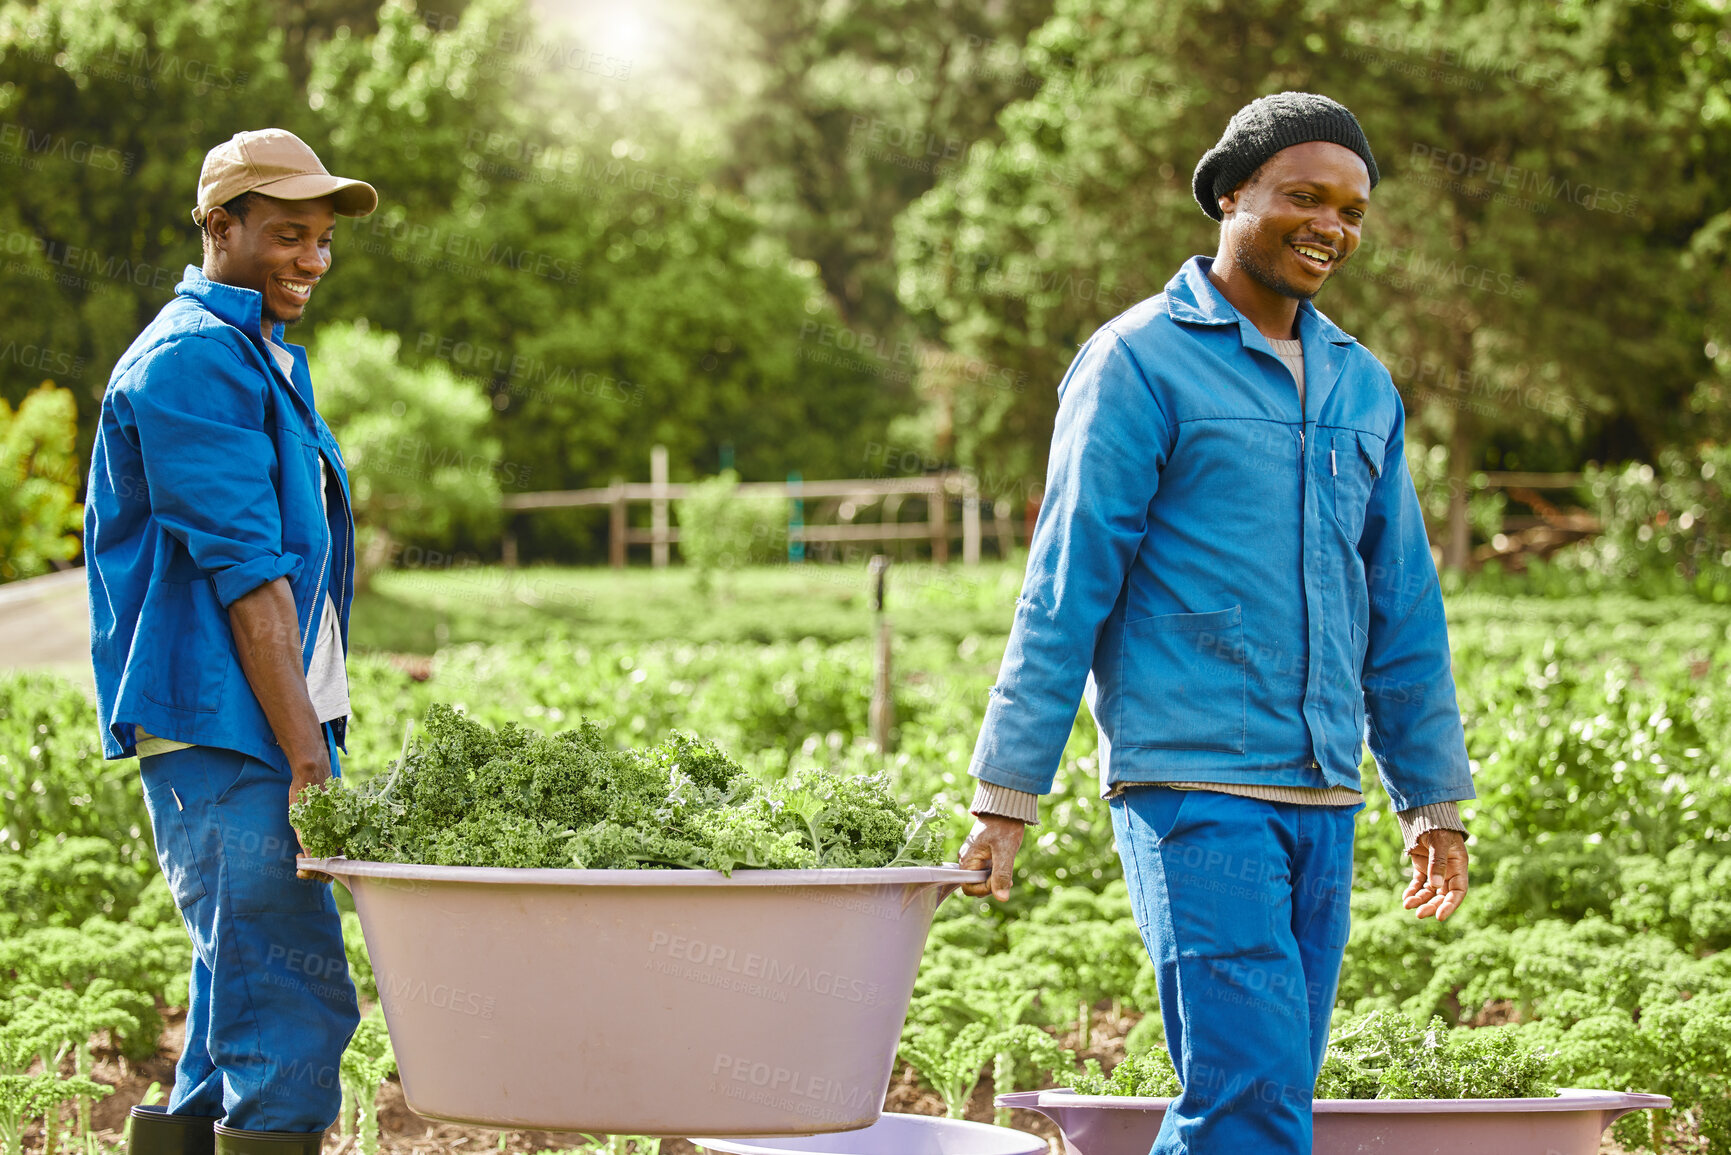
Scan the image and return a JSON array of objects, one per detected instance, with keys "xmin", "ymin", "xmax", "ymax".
[
  {"xmin": 138, "ymin": 729, "xmax": 358, "ymax": 1132},
  {"xmin": 1109, "ymin": 787, "xmax": 1362, "ymax": 1155}
]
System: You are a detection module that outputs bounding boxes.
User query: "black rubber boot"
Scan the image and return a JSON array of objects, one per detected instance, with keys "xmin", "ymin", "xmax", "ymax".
[
  {"xmin": 128, "ymin": 1105, "xmax": 220, "ymax": 1155},
  {"xmin": 211, "ymin": 1123, "xmax": 325, "ymax": 1155}
]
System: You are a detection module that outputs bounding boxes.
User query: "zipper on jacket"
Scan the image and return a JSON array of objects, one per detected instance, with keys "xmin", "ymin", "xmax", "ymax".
[
  {"xmin": 334, "ymin": 447, "xmax": 351, "ymax": 645},
  {"xmin": 303, "ymin": 528, "xmax": 330, "ymax": 661},
  {"xmin": 302, "ymin": 465, "xmax": 331, "ymax": 663}
]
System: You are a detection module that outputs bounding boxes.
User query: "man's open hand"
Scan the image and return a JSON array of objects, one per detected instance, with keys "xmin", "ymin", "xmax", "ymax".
[
  {"xmin": 958, "ymin": 814, "xmax": 1026, "ymax": 902},
  {"xmin": 1403, "ymin": 828, "xmax": 1468, "ymax": 921}
]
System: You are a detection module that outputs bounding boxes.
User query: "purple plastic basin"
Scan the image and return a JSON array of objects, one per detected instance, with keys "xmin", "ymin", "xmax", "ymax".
[
  {"xmin": 996, "ymin": 1088, "xmax": 1671, "ymax": 1155},
  {"xmin": 690, "ymin": 1112, "xmax": 1048, "ymax": 1154}
]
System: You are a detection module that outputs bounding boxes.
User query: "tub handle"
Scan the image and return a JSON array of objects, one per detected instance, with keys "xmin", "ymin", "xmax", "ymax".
[
  {"xmin": 993, "ymin": 1091, "xmax": 1046, "ymax": 1110},
  {"xmin": 912, "ymin": 867, "xmax": 989, "ymax": 912},
  {"xmin": 1599, "ymin": 1093, "xmax": 1672, "ymax": 1133}
]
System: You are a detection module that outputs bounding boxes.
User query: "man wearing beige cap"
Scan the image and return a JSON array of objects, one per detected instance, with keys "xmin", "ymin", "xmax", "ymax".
[{"xmin": 85, "ymin": 129, "xmax": 377, "ymax": 1155}]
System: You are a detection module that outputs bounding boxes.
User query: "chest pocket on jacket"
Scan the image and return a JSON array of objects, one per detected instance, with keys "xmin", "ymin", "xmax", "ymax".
[{"xmin": 1332, "ymin": 430, "xmax": 1384, "ymax": 542}]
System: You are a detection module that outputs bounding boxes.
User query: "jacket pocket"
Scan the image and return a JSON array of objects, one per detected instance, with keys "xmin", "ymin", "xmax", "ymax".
[
  {"xmin": 1332, "ymin": 429, "xmax": 1385, "ymax": 542},
  {"xmin": 139, "ymin": 579, "xmax": 232, "ymax": 714},
  {"xmin": 1117, "ymin": 606, "xmax": 1246, "ymax": 754}
]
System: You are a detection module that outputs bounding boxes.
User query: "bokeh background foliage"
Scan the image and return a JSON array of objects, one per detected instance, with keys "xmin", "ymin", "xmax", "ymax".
[{"xmin": 0, "ymin": 0, "xmax": 1728, "ymax": 572}]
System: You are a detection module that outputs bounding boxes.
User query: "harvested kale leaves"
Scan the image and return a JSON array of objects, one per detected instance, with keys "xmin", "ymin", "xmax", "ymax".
[
  {"xmin": 1314, "ymin": 1010, "xmax": 1559, "ymax": 1100},
  {"xmin": 290, "ymin": 704, "xmax": 943, "ymax": 872},
  {"xmin": 1068, "ymin": 1010, "xmax": 1559, "ymax": 1100}
]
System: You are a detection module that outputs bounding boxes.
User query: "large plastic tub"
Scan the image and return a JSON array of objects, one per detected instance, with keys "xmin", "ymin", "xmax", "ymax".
[
  {"xmin": 691, "ymin": 1112, "xmax": 1048, "ymax": 1154},
  {"xmin": 302, "ymin": 857, "xmax": 982, "ymax": 1136},
  {"xmin": 997, "ymin": 1088, "xmax": 1671, "ymax": 1155}
]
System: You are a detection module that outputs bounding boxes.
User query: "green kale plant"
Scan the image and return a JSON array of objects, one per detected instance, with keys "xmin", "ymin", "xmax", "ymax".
[
  {"xmin": 1312, "ymin": 1010, "xmax": 1557, "ymax": 1100},
  {"xmin": 1063, "ymin": 1011, "xmax": 1556, "ymax": 1102},
  {"xmin": 0, "ymin": 1074, "xmax": 110, "ymax": 1155},
  {"xmin": 290, "ymin": 704, "xmax": 944, "ymax": 872},
  {"xmin": 898, "ymin": 1019, "xmax": 1070, "ymax": 1120},
  {"xmin": 1070, "ymin": 1048, "xmax": 1182, "ymax": 1097},
  {"xmin": 338, "ymin": 1009, "xmax": 396, "ymax": 1155}
]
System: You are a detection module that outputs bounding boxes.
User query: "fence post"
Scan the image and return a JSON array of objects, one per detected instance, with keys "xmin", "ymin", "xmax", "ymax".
[
  {"xmin": 961, "ymin": 473, "xmax": 981, "ymax": 566},
  {"xmin": 651, "ymin": 444, "xmax": 670, "ymax": 569},
  {"xmin": 788, "ymin": 470, "xmax": 805, "ymax": 563},
  {"xmin": 930, "ymin": 475, "xmax": 949, "ymax": 565},
  {"xmin": 609, "ymin": 477, "xmax": 627, "ymax": 569},
  {"xmin": 869, "ymin": 555, "xmax": 894, "ymax": 752},
  {"xmin": 993, "ymin": 498, "xmax": 1015, "ymax": 558}
]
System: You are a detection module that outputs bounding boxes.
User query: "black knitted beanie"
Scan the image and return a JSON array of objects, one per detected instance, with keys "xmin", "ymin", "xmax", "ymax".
[{"xmin": 1192, "ymin": 92, "xmax": 1379, "ymax": 221}]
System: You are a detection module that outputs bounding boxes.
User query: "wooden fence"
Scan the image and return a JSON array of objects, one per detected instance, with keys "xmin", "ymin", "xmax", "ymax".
[
  {"xmin": 497, "ymin": 456, "xmax": 1595, "ymax": 571},
  {"xmin": 500, "ymin": 453, "xmax": 1011, "ymax": 568}
]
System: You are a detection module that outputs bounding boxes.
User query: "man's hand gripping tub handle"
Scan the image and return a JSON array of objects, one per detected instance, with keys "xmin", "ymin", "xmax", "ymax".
[
  {"xmin": 958, "ymin": 815, "xmax": 1027, "ymax": 902},
  {"xmin": 228, "ymin": 576, "xmax": 332, "ymax": 880}
]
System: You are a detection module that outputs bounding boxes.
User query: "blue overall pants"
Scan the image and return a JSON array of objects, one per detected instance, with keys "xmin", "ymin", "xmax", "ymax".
[
  {"xmin": 138, "ymin": 725, "xmax": 358, "ymax": 1132},
  {"xmin": 1109, "ymin": 787, "xmax": 1362, "ymax": 1155}
]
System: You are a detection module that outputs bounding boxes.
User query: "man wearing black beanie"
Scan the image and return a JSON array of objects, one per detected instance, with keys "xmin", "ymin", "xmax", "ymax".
[{"xmin": 958, "ymin": 92, "xmax": 1475, "ymax": 1152}]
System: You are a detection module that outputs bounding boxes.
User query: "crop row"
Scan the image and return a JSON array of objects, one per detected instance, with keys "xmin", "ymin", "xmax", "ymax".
[{"xmin": 2, "ymin": 591, "xmax": 1730, "ymax": 1149}]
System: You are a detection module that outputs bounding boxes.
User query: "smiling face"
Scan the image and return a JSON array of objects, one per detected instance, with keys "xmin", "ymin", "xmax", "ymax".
[
  {"xmin": 202, "ymin": 194, "xmax": 336, "ymax": 331},
  {"xmin": 1217, "ymin": 141, "xmax": 1371, "ymax": 301}
]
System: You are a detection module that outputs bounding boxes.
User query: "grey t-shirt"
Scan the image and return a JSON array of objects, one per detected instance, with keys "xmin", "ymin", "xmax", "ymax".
[{"xmin": 1269, "ymin": 335, "xmax": 1305, "ymax": 407}]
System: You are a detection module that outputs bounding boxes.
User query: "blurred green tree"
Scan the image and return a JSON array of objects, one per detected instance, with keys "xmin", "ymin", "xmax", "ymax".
[
  {"xmin": 894, "ymin": 0, "xmax": 1730, "ymax": 564},
  {"xmin": 0, "ymin": 382, "xmax": 82, "ymax": 580},
  {"xmin": 309, "ymin": 322, "xmax": 502, "ymax": 584}
]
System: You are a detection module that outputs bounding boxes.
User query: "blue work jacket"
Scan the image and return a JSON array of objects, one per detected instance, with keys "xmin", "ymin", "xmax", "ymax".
[
  {"xmin": 970, "ymin": 256, "xmax": 1474, "ymax": 812},
  {"xmin": 86, "ymin": 266, "xmax": 354, "ymax": 772}
]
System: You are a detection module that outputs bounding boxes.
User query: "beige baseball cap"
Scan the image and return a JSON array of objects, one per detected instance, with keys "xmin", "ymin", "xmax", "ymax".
[{"xmin": 191, "ymin": 128, "xmax": 377, "ymax": 226}]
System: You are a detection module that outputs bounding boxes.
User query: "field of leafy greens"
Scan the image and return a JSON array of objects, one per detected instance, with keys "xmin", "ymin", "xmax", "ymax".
[{"xmin": 3, "ymin": 563, "xmax": 1730, "ymax": 1152}]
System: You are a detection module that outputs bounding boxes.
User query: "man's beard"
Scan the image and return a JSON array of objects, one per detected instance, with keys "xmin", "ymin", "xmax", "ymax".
[{"xmin": 1233, "ymin": 229, "xmax": 1329, "ymax": 301}]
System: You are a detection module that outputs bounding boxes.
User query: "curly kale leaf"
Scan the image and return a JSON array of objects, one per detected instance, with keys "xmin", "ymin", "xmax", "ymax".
[
  {"xmin": 1313, "ymin": 1010, "xmax": 1558, "ymax": 1100},
  {"xmin": 290, "ymin": 706, "xmax": 945, "ymax": 872},
  {"xmin": 1070, "ymin": 1047, "xmax": 1182, "ymax": 1097}
]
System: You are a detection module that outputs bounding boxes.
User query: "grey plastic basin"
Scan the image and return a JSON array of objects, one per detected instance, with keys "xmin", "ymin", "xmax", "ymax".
[
  {"xmin": 691, "ymin": 1112, "xmax": 1048, "ymax": 1154},
  {"xmin": 997, "ymin": 1087, "xmax": 1672, "ymax": 1155},
  {"xmin": 302, "ymin": 857, "xmax": 982, "ymax": 1137}
]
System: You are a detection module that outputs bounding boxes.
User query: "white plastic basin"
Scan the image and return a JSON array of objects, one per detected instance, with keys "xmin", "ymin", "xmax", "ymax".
[
  {"xmin": 302, "ymin": 857, "xmax": 983, "ymax": 1136},
  {"xmin": 691, "ymin": 1112, "xmax": 1049, "ymax": 1154}
]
